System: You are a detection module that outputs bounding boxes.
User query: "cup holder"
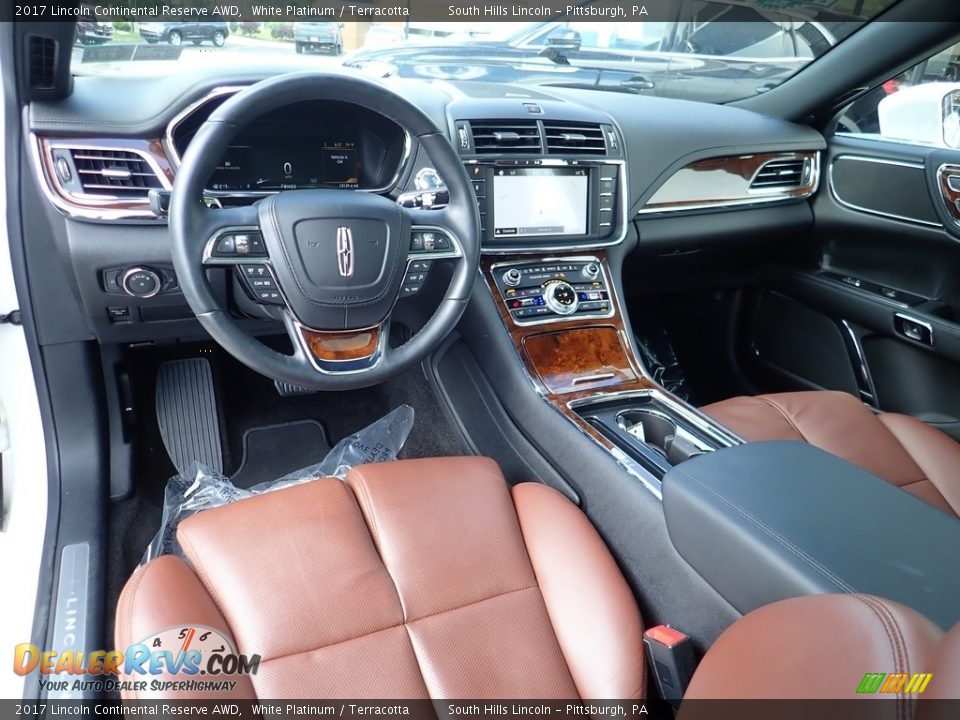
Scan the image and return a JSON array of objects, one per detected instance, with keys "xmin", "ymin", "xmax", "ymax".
[
  {"xmin": 616, "ymin": 409, "xmax": 708, "ymax": 467},
  {"xmin": 574, "ymin": 393, "xmax": 723, "ymax": 479}
]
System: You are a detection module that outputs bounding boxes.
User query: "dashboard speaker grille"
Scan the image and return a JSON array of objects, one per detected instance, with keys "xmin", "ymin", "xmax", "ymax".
[
  {"xmin": 469, "ymin": 120, "xmax": 542, "ymax": 154},
  {"xmin": 69, "ymin": 148, "xmax": 164, "ymax": 196},
  {"xmin": 750, "ymin": 158, "xmax": 809, "ymax": 190},
  {"xmin": 28, "ymin": 36, "xmax": 57, "ymax": 90},
  {"xmin": 544, "ymin": 121, "xmax": 606, "ymax": 155}
]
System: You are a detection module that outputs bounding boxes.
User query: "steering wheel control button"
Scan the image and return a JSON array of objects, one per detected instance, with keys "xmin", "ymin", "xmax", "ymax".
[
  {"xmin": 236, "ymin": 265, "xmax": 283, "ymax": 305},
  {"xmin": 122, "ymin": 267, "xmax": 162, "ymax": 298},
  {"xmin": 216, "ymin": 234, "xmax": 236, "ymax": 255},
  {"xmin": 409, "ymin": 260, "xmax": 432, "ymax": 273},
  {"xmin": 411, "ymin": 230, "xmax": 453, "ymax": 253},
  {"xmin": 213, "ymin": 230, "xmax": 266, "ymax": 258}
]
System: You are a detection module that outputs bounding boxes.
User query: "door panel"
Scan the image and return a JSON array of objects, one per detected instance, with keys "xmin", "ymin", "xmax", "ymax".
[{"xmin": 745, "ymin": 134, "xmax": 960, "ymax": 437}]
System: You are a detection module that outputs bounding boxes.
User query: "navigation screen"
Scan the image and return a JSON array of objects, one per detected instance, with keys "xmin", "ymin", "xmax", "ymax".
[{"xmin": 493, "ymin": 168, "xmax": 588, "ymax": 238}]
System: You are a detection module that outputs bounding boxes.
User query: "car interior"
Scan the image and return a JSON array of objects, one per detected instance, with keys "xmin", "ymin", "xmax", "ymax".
[{"xmin": 5, "ymin": 2, "xmax": 960, "ymax": 705}]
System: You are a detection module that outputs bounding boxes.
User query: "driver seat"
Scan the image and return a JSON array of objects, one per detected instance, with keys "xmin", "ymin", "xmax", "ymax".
[{"xmin": 116, "ymin": 458, "xmax": 646, "ymax": 700}]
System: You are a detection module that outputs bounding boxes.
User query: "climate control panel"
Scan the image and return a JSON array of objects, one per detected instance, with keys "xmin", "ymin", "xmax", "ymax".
[{"xmin": 491, "ymin": 258, "xmax": 613, "ymax": 325}]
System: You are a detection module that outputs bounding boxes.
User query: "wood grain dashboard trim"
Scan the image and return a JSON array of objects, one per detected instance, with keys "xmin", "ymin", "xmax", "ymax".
[{"xmin": 638, "ymin": 151, "xmax": 819, "ymax": 214}]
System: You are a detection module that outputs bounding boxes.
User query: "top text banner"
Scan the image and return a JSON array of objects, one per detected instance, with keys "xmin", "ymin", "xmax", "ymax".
[{"xmin": 8, "ymin": 1, "xmax": 883, "ymax": 23}]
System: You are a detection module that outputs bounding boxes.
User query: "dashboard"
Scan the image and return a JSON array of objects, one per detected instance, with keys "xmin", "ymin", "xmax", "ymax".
[{"xmin": 24, "ymin": 68, "xmax": 826, "ymax": 344}]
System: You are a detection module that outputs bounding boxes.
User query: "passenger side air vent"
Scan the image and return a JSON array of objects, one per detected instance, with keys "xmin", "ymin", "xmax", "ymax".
[
  {"xmin": 544, "ymin": 122, "xmax": 606, "ymax": 155},
  {"xmin": 69, "ymin": 148, "xmax": 164, "ymax": 197},
  {"xmin": 28, "ymin": 36, "xmax": 57, "ymax": 90},
  {"xmin": 469, "ymin": 120, "xmax": 542, "ymax": 154},
  {"xmin": 749, "ymin": 158, "xmax": 810, "ymax": 191}
]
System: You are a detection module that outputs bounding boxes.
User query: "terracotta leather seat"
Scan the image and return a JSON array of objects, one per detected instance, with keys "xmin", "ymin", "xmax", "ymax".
[
  {"xmin": 701, "ymin": 391, "xmax": 960, "ymax": 517},
  {"xmin": 116, "ymin": 457, "xmax": 646, "ymax": 700},
  {"xmin": 118, "ymin": 454, "xmax": 960, "ymax": 702}
]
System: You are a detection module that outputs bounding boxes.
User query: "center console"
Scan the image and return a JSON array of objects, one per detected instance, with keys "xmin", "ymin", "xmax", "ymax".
[{"xmin": 448, "ymin": 99, "xmax": 740, "ymax": 497}]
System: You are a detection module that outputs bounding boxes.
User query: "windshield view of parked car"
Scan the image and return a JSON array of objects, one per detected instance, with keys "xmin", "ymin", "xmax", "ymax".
[{"xmin": 3, "ymin": 0, "xmax": 960, "ymax": 714}]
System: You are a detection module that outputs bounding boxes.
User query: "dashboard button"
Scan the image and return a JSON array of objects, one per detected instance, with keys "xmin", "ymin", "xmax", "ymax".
[{"xmin": 122, "ymin": 267, "xmax": 162, "ymax": 298}]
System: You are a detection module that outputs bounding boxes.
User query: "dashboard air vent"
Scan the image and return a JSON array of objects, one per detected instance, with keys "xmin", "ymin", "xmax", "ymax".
[
  {"xmin": 69, "ymin": 149, "xmax": 164, "ymax": 197},
  {"xmin": 544, "ymin": 122, "xmax": 606, "ymax": 155},
  {"xmin": 469, "ymin": 120, "xmax": 542, "ymax": 154},
  {"xmin": 750, "ymin": 158, "xmax": 809, "ymax": 191},
  {"xmin": 28, "ymin": 36, "xmax": 57, "ymax": 90}
]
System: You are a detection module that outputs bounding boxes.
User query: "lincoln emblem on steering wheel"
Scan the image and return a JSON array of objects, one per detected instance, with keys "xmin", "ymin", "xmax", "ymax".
[{"xmin": 336, "ymin": 226, "xmax": 354, "ymax": 278}]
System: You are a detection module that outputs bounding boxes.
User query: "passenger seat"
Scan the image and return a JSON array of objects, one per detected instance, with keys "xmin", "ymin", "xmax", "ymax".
[{"xmin": 701, "ymin": 391, "xmax": 960, "ymax": 517}]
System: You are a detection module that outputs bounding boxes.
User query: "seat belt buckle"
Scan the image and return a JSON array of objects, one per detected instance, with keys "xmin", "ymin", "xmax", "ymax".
[{"xmin": 643, "ymin": 625, "xmax": 696, "ymax": 708}]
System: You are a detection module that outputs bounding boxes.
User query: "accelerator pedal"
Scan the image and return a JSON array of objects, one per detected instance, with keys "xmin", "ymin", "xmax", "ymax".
[{"xmin": 155, "ymin": 358, "xmax": 223, "ymax": 476}]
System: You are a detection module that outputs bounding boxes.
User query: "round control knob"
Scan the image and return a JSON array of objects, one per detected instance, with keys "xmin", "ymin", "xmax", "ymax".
[
  {"xmin": 543, "ymin": 281, "xmax": 579, "ymax": 316},
  {"xmin": 582, "ymin": 262, "xmax": 600, "ymax": 280},
  {"xmin": 122, "ymin": 267, "xmax": 162, "ymax": 298},
  {"xmin": 502, "ymin": 268, "xmax": 522, "ymax": 287}
]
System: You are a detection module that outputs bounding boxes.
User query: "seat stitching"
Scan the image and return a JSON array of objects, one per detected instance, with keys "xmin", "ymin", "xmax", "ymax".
[
  {"xmin": 672, "ymin": 468, "xmax": 856, "ymax": 593},
  {"xmin": 878, "ymin": 416, "xmax": 958, "ymax": 514},
  {"xmin": 252, "ymin": 585, "xmax": 540, "ymax": 666},
  {"xmin": 852, "ymin": 595, "xmax": 908, "ymax": 720},
  {"xmin": 118, "ymin": 564, "xmax": 149, "ymax": 701},
  {"xmin": 755, "ymin": 396, "xmax": 807, "ymax": 439}
]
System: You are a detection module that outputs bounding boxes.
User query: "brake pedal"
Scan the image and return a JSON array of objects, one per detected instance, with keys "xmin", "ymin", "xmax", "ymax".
[{"xmin": 155, "ymin": 358, "xmax": 223, "ymax": 476}]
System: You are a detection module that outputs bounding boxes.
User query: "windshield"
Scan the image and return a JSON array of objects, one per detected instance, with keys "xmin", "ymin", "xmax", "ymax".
[{"xmin": 70, "ymin": 0, "xmax": 901, "ymax": 104}]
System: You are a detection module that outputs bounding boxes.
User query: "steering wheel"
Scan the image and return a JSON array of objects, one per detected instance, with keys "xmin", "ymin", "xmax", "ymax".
[{"xmin": 168, "ymin": 73, "xmax": 480, "ymax": 390}]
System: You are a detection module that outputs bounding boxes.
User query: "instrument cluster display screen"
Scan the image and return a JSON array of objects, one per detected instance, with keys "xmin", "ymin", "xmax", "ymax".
[
  {"xmin": 492, "ymin": 167, "xmax": 588, "ymax": 238},
  {"xmin": 210, "ymin": 140, "xmax": 360, "ymax": 192}
]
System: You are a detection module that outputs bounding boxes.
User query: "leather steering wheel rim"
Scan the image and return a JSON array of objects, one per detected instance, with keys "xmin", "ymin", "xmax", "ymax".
[{"xmin": 168, "ymin": 72, "xmax": 480, "ymax": 390}]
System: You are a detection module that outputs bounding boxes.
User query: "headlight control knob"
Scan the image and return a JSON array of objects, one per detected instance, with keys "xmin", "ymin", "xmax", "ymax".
[
  {"xmin": 543, "ymin": 281, "xmax": 579, "ymax": 316},
  {"xmin": 502, "ymin": 268, "xmax": 522, "ymax": 287},
  {"xmin": 122, "ymin": 267, "xmax": 162, "ymax": 298}
]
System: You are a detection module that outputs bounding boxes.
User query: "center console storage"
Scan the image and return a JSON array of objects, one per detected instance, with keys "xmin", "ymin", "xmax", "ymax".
[{"xmin": 662, "ymin": 440, "xmax": 960, "ymax": 629}]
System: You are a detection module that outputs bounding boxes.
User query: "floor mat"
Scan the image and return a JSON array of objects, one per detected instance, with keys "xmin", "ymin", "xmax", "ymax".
[{"xmin": 230, "ymin": 419, "xmax": 331, "ymax": 489}]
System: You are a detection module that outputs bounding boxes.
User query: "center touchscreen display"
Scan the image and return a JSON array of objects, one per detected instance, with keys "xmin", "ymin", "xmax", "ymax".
[{"xmin": 492, "ymin": 167, "xmax": 588, "ymax": 238}]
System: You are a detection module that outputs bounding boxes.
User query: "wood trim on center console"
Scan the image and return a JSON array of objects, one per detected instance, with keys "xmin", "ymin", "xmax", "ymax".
[{"xmin": 481, "ymin": 251, "xmax": 659, "ymax": 452}]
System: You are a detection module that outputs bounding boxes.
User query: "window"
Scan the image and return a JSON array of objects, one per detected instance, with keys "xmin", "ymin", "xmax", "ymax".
[{"xmin": 837, "ymin": 41, "xmax": 960, "ymax": 148}]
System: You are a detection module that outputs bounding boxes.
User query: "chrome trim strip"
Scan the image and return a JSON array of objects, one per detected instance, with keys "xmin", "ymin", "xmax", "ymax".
[
  {"xmin": 828, "ymin": 155, "xmax": 942, "ymax": 228},
  {"xmin": 164, "ymin": 85, "xmax": 413, "ymax": 197},
  {"xmin": 488, "ymin": 255, "xmax": 616, "ymax": 327},
  {"xmin": 637, "ymin": 152, "xmax": 820, "ymax": 215},
  {"xmin": 478, "ymin": 160, "xmax": 629, "ymax": 254},
  {"xmin": 935, "ymin": 162, "xmax": 960, "ymax": 228},
  {"xmin": 837, "ymin": 319, "xmax": 878, "ymax": 406}
]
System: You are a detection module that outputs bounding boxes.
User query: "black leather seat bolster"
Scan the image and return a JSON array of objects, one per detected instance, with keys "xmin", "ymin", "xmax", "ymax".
[{"xmin": 662, "ymin": 440, "xmax": 960, "ymax": 630}]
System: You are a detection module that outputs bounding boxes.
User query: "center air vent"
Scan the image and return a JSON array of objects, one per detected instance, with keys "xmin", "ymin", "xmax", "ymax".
[
  {"xmin": 70, "ymin": 148, "xmax": 164, "ymax": 197},
  {"xmin": 469, "ymin": 120, "xmax": 541, "ymax": 155},
  {"xmin": 750, "ymin": 158, "xmax": 810, "ymax": 191},
  {"xmin": 544, "ymin": 122, "xmax": 606, "ymax": 155}
]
